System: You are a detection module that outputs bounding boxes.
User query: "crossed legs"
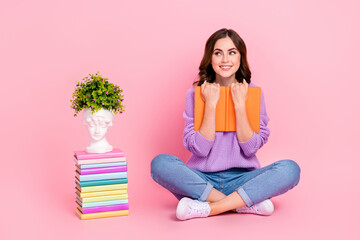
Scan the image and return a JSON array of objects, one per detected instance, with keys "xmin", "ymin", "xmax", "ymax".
[
  {"xmin": 151, "ymin": 154, "xmax": 301, "ymax": 218},
  {"xmin": 206, "ymin": 188, "xmax": 245, "ymax": 215}
]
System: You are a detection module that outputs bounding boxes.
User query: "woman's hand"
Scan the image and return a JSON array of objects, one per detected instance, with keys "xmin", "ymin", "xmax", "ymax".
[
  {"xmin": 201, "ymin": 81, "xmax": 220, "ymax": 108},
  {"xmin": 231, "ymin": 80, "xmax": 248, "ymax": 109},
  {"xmin": 199, "ymin": 81, "xmax": 220, "ymax": 140}
]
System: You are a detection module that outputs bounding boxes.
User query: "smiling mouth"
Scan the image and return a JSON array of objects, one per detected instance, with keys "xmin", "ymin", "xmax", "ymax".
[{"xmin": 220, "ymin": 66, "xmax": 232, "ymax": 71}]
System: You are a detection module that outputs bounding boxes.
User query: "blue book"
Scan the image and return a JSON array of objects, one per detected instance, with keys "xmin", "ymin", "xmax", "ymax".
[
  {"xmin": 79, "ymin": 161, "xmax": 127, "ymax": 169},
  {"xmin": 76, "ymin": 171, "xmax": 127, "ymax": 181},
  {"xmin": 76, "ymin": 198, "xmax": 129, "ymax": 208},
  {"xmin": 75, "ymin": 178, "xmax": 128, "ymax": 187}
]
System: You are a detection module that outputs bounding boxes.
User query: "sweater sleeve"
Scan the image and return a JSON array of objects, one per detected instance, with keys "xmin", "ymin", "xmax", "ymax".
[
  {"xmin": 238, "ymin": 89, "xmax": 270, "ymax": 157},
  {"xmin": 183, "ymin": 87, "xmax": 215, "ymax": 157}
]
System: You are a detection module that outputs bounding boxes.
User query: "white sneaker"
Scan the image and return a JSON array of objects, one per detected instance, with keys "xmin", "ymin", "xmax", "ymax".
[
  {"xmin": 235, "ymin": 199, "xmax": 274, "ymax": 216},
  {"xmin": 176, "ymin": 197, "xmax": 211, "ymax": 220}
]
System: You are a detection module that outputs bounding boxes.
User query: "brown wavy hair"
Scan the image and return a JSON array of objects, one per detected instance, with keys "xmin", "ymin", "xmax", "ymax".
[{"xmin": 194, "ymin": 28, "xmax": 251, "ymax": 86}]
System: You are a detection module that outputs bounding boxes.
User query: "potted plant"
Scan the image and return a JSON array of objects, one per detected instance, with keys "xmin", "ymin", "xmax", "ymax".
[{"xmin": 70, "ymin": 72, "xmax": 125, "ymax": 153}]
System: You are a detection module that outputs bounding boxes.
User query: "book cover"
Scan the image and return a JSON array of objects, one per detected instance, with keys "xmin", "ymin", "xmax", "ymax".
[
  {"xmin": 74, "ymin": 148, "xmax": 124, "ymax": 160},
  {"xmin": 75, "ymin": 178, "xmax": 128, "ymax": 187},
  {"xmin": 75, "ymin": 189, "xmax": 127, "ymax": 198},
  {"xmin": 76, "ymin": 198, "xmax": 128, "ymax": 208},
  {"xmin": 74, "ymin": 156, "xmax": 126, "ymax": 165},
  {"xmin": 75, "ymin": 171, "xmax": 127, "ymax": 181},
  {"xmin": 79, "ymin": 193, "xmax": 128, "ymax": 203},
  {"xmin": 78, "ymin": 161, "xmax": 126, "ymax": 169},
  {"xmin": 79, "ymin": 203, "xmax": 129, "ymax": 214},
  {"xmin": 194, "ymin": 86, "xmax": 261, "ymax": 132},
  {"xmin": 76, "ymin": 165, "xmax": 127, "ymax": 175},
  {"xmin": 76, "ymin": 208, "xmax": 129, "ymax": 220},
  {"xmin": 76, "ymin": 183, "xmax": 128, "ymax": 193}
]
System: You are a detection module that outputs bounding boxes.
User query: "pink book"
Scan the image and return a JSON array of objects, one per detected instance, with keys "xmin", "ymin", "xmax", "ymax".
[
  {"xmin": 77, "ymin": 166, "xmax": 127, "ymax": 175},
  {"xmin": 74, "ymin": 156, "xmax": 126, "ymax": 165},
  {"xmin": 80, "ymin": 203, "xmax": 129, "ymax": 214},
  {"xmin": 74, "ymin": 149, "xmax": 124, "ymax": 160}
]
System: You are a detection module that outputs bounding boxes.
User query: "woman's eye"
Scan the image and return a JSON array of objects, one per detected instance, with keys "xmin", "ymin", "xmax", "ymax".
[
  {"xmin": 229, "ymin": 51, "xmax": 236, "ymax": 55},
  {"xmin": 214, "ymin": 52, "xmax": 221, "ymax": 56}
]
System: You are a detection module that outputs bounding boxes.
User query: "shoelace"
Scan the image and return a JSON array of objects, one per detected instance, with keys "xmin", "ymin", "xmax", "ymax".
[
  {"xmin": 186, "ymin": 201, "xmax": 209, "ymax": 217},
  {"xmin": 237, "ymin": 204, "xmax": 260, "ymax": 213}
]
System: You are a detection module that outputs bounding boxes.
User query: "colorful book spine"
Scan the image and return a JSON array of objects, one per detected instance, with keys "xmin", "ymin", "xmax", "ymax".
[
  {"xmin": 77, "ymin": 165, "xmax": 127, "ymax": 175},
  {"xmin": 75, "ymin": 178, "xmax": 128, "ymax": 187},
  {"xmin": 74, "ymin": 149, "xmax": 129, "ymax": 220},
  {"xmin": 76, "ymin": 189, "xmax": 127, "ymax": 198},
  {"xmin": 79, "ymin": 161, "xmax": 126, "ymax": 169},
  {"xmin": 74, "ymin": 148, "xmax": 125, "ymax": 160},
  {"xmin": 76, "ymin": 208, "xmax": 129, "ymax": 220},
  {"xmin": 74, "ymin": 156, "xmax": 126, "ymax": 165},
  {"xmin": 76, "ymin": 171, "xmax": 127, "ymax": 181},
  {"xmin": 76, "ymin": 198, "xmax": 128, "ymax": 208},
  {"xmin": 76, "ymin": 183, "xmax": 128, "ymax": 193},
  {"xmin": 79, "ymin": 203, "xmax": 129, "ymax": 214},
  {"xmin": 79, "ymin": 193, "xmax": 128, "ymax": 203}
]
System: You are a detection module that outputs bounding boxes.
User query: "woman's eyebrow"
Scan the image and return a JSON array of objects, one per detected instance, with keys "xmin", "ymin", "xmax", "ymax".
[{"xmin": 213, "ymin": 48, "xmax": 237, "ymax": 52}]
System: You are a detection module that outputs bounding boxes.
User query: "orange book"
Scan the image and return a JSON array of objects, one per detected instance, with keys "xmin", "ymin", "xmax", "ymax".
[{"xmin": 194, "ymin": 86, "xmax": 261, "ymax": 132}]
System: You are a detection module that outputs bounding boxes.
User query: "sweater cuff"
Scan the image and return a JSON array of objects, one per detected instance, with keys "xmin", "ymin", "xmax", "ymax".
[
  {"xmin": 195, "ymin": 131, "xmax": 214, "ymax": 153},
  {"xmin": 238, "ymin": 132, "xmax": 258, "ymax": 154}
]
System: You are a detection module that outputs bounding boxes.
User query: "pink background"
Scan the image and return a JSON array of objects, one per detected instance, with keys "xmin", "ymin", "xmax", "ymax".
[{"xmin": 1, "ymin": 0, "xmax": 359, "ymax": 239}]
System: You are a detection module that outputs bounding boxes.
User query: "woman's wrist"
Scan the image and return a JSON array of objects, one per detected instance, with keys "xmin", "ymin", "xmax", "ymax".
[
  {"xmin": 234, "ymin": 102, "xmax": 246, "ymax": 112},
  {"xmin": 205, "ymin": 102, "xmax": 218, "ymax": 110}
]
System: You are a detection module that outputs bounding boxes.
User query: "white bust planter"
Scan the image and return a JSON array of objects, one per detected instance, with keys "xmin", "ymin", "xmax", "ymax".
[{"xmin": 83, "ymin": 108, "xmax": 114, "ymax": 153}]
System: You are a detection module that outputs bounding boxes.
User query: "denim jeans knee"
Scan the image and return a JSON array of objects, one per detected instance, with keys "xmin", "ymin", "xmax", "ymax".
[
  {"xmin": 276, "ymin": 159, "xmax": 301, "ymax": 188},
  {"xmin": 235, "ymin": 159, "xmax": 301, "ymax": 206},
  {"xmin": 151, "ymin": 154, "xmax": 180, "ymax": 180},
  {"xmin": 150, "ymin": 154, "xmax": 213, "ymax": 201}
]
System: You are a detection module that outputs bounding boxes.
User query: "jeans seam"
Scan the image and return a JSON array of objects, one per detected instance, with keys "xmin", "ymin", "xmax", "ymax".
[
  {"xmin": 237, "ymin": 187, "xmax": 253, "ymax": 207},
  {"xmin": 220, "ymin": 172, "xmax": 223, "ymax": 191},
  {"xmin": 151, "ymin": 173, "xmax": 180, "ymax": 194},
  {"xmin": 236, "ymin": 167, "xmax": 272, "ymax": 206},
  {"xmin": 199, "ymin": 182, "xmax": 214, "ymax": 202}
]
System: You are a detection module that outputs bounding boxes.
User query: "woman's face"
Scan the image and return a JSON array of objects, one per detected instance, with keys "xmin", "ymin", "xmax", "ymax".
[{"xmin": 211, "ymin": 36, "xmax": 241, "ymax": 81}]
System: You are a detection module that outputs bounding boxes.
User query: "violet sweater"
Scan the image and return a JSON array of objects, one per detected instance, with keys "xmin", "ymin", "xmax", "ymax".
[{"xmin": 183, "ymin": 83, "xmax": 270, "ymax": 172}]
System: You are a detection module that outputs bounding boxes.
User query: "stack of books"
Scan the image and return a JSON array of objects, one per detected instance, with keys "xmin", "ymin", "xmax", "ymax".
[{"xmin": 74, "ymin": 149, "xmax": 129, "ymax": 220}]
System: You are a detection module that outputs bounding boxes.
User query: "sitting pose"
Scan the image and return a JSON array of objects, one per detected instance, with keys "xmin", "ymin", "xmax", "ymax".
[{"xmin": 151, "ymin": 28, "xmax": 300, "ymax": 220}]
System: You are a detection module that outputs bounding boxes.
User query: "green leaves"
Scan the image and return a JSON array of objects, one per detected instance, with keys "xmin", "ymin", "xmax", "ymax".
[{"xmin": 70, "ymin": 72, "xmax": 125, "ymax": 117}]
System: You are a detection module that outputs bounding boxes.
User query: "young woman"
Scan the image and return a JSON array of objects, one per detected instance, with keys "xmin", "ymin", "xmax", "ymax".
[{"xmin": 151, "ymin": 28, "xmax": 300, "ymax": 221}]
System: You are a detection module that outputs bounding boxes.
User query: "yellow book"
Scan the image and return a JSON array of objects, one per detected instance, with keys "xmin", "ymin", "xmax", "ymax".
[
  {"xmin": 76, "ymin": 189, "xmax": 127, "ymax": 198},
  {"xmin": 194, "ymin": 86, "xmax": 261, "ymax": 132},
  {"xmin": 77, "ymin": 183, "xmax": 128, "ymax": 193},
  {"xmin": 76, "ymin": 208, "xmax": 129, "ymax": 220},
  {"xmin": 79, "ymin": 194, "xmax": 128, "ymax": 203}
]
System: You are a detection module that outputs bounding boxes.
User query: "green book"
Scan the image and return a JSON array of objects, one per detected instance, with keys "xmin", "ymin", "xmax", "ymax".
[{"xmin": 75, "ymin": 178, "xmax": 128, "ymax": 187}]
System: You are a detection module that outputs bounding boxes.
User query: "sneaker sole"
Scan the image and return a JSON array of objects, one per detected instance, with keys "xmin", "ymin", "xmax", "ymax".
[{"xmin": 176, "ymin": 197, "xmax": 192, "ymax": 220}]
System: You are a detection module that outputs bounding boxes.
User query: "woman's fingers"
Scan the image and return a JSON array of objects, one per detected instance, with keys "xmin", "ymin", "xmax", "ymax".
[
  {"xmin": 243, "ymin": 80, "xmax": 248, "ymax": 90},
  {"xmin": 201, "ymin": 81, "xmax": 207, "ymax": 93}
]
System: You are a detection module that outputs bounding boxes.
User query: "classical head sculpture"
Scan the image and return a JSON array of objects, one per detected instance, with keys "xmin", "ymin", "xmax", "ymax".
[{"xmin": 83, "ymin": 108, "xmax": 114, "ymax": 153}]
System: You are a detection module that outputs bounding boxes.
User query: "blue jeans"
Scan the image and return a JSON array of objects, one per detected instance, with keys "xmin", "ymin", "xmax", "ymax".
[{"xmin": 151, "ymin": 154, "xmax": 300, "ymax": 207}]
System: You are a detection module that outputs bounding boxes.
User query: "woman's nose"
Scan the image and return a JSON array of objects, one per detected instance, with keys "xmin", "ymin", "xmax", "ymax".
[{"xmin": 222, "ymin": 53, "xmax": 229, "ymax": 63}]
